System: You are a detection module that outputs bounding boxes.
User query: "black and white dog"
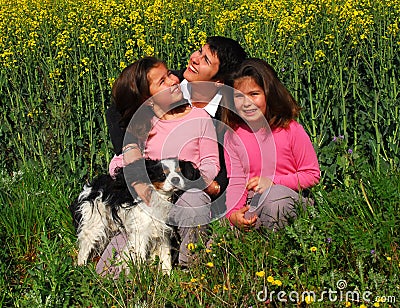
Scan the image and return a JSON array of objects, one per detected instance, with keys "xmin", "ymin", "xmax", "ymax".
[{"xmin": 70, "ymin": 158, "xmax": 205, "ymax": 274}]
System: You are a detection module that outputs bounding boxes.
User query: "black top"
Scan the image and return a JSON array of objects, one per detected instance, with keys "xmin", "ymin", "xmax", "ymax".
[
  {"xmin": 105, "ymin": 104, "xmax": 138, "ymax": 155},
  {"xmin": 106, "ymin": 104, "xmax": 125, "ymax": 155}
]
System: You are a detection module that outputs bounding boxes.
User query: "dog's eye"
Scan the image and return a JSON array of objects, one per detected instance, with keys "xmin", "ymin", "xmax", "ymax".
[
  {"xmin": 160, "ymin": 173, "xmax": 166, "ymax": 181},
  {"xmin": 175, "ymin": 167, "xmax": 181, "ymax": 173}
]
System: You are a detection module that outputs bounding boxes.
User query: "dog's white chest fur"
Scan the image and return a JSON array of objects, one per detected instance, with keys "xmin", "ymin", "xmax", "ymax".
[{"xmin": 113, "ymin": 191, "xmax": 174, "ymax": 272}]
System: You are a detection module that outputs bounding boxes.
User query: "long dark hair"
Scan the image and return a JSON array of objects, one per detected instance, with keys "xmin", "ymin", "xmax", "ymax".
[
  {"xmin": 222, "ymin": 58, "xmax": 301, "ymax": 131},
  {"xmin": 111, "ymin": 57, "xmax": 164, "ymax": 140}
]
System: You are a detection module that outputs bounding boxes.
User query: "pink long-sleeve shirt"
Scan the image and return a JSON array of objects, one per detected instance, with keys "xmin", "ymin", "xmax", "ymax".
[
  {"xmin": 144, "ymin": 107, "xmax": 219, "ymax": 181},
  {"xmin": 224, "ymin": 120, "xmax": 320, "ymax": 218},
  {"xmin": 109, "ymin": 107, "xmax": 220, "ymax": 182}
]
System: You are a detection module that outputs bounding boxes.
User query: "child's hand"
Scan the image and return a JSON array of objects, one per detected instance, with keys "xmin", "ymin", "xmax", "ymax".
[
  {"xmin": 246, "ymin": 176, "xmax": 273, "ymax": 194},
  {"xmin": 132, "ymin": 182, "xmax": 152, "ymax": 205},
  {"xmin": 229, "ymin": 206, "xmax": 257, "ymax": 231},
  {"xmin": 122, "ymin": 143, "xmax": 142, "ymax": 165}
]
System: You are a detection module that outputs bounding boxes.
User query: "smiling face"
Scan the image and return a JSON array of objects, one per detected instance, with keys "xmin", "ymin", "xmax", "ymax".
[
  {"xmin": 147, "ymin": 63, "xmax": 183, "ymax": 109},
  {"xmin": 233, "ymin": 76, "xmax": 267, "ymax": 126},
  {"xmin": 183, "ymin": 44, "xmax": 220, "ymax": 82}
]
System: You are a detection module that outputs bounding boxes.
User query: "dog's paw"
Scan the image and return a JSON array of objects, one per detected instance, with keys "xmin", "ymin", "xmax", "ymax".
[
  {"xmin": 77, "ymin": 253, "xmax": 88, "ymax": 266},
  {"xmin": 162, "ymin": 266, "xmax": 172, "ymax": 276}
]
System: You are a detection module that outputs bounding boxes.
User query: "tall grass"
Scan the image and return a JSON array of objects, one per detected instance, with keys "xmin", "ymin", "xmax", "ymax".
[{"xmin": 1, "ymin": 164, "xmax": 399, "ymax": 306}]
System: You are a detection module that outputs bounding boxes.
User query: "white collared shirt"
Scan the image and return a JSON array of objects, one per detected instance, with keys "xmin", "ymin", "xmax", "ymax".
[{"xmin": 180, "ymin": 79, "xmax": 222, "ymax": 118}]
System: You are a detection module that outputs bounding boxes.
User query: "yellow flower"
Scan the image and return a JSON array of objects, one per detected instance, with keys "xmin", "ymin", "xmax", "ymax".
[
  {"xmin": 256, "ymin": 271, "xmax": 265, "ymax": 277},
  {"xmin": 310, "ymin": 246, "xmax": 317, "ymax": 252},
  {"xmin": 304, "ymin": 295, "xmax": 314, "ymax": 304},
  {"xmin": 273, "ymin": 279, "xmax": 282, "ymax": 286},
  {"xmin": 212, "ymin": 284, "xmax": 221, "ymax": 293},
  {"xmin": 108, "ymin": 77, "xmax": 115, "ymax": 89},
  {"xmin": 267, "ymin": 276, "xmax": 274, "ymax": 283},
  {"xmin": 137, "ymin": 38, "xmax": 146, "ymax": 47},
  {"xmin": 206, "ymin": 262, "xmax": 214, "ymax": 268},
  {"xmin": 162, "ymin": 33, "xmax": 173, "ymax": 43},
  {"xmin": 190, "ymin": 278, "xmax": 197, "ymax": 283},
  {"xmin": 143, "ymin": 44, "xmax": 155, "ymax": 56},
  {"xmin": 205, "ymin": 249, "xmax": 212, "ymax": 253},
  {"xmin": 315, "ymin": 50, "xmax": 326, "ymax": 58},
  {"xmin": 359, "ymin": 304, "xmax": 367, "ymax": 308},
  {"xmin": 187, "ymin": 243, "xmax": 195, "ymax": 251},
  {"xmin": 386, "ymin": 256, "xmax": 392, "ymax": 261},
  {"xmin": 344, "ymin": 301, "xmax": 351, "ymax": 307},
  {"xmin": 373, "ymin": 302, "xmax": 380, "ymax": 307}
]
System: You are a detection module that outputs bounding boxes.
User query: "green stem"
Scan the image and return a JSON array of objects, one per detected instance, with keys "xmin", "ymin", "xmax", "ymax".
[
  {"xmin": 335, "ymin": 20, "xmax": 347, "ymax": 138},
  {"xmin": 307, "ymin": 66, "xmax": 317, "ymax": 145}
]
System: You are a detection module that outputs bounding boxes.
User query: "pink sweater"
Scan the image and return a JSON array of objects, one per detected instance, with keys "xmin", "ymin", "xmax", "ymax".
[
  {"xmin": 109, "ymin": 107, "xmax": 220, "ymax": 182},
  {"xmin": 224, "ymin": 120, "xmax": 320, "ymax": 218}
]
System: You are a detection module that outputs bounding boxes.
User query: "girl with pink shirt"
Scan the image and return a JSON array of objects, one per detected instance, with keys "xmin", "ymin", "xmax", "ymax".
[
  {"xmin": 97, "ymin": 57, "xmax": 220, "ymax": 276},
  {"xmin": 222, "ymin": 58, "xmax": 320, "ymax": 231}
]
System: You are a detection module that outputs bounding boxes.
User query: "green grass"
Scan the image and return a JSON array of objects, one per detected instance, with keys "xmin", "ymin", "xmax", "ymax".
[{"xmin": 1, "ymin": 162, "xmax": 399, "ymax": 307}]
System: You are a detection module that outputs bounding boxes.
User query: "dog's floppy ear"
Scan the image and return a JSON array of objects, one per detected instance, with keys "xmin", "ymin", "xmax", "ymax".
[
  {"xmin": 179, "ymin": 160, "xmax": 200, "ymax": 181},
  {"xmin": 178, "ymin": 160, "xmax": 206, "ymax": 190},
  {"xmin": 145, "ymin": 159, "xmax": 166, "ymax": 183}
]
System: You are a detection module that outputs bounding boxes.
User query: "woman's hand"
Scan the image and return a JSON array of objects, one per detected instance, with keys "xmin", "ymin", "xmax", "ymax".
[
  {"xmin": 246, "ymin": 176, "xmax": 274, "ymax": 194},
  {"xmin": 229, "ymin": 207, "xmax": 257, "ymax": 231},
  {"xmin": 122, "ymin": 143, "xmax": 142, "ymax": 165},
  {"xmin": 204, "ymin": 180, "xmax": 221, "ymax": 197}
]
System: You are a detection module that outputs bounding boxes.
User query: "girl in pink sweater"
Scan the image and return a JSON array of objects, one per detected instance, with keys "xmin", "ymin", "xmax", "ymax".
[
  {"xmin": 222, "ymin": 58, "xmax": 320, "ymax": 231},
  {"xmin": 98, "ymin": 57, "xmax": 220, "ymax": 275}
]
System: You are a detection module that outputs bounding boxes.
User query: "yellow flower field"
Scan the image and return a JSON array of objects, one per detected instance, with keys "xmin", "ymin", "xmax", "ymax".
[
  {"xmin": 0, "ymin": 0, "xmax": 399, "ymax": 174},
  {"xmin": 0, "ymin": 0, "xmax": 398, "ymax": 69}
]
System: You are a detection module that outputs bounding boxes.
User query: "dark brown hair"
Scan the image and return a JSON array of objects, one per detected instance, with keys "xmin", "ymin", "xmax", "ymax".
[
  {"xmin": 222, "ymin": 58, "xmax": 301, "ymax": 131},
  {"xmin": 111, "ymin": 57, "xmax": 164, "ymax": 140},
  {"xmin": 206, "ymin": 36, "xmax": 247, "ymax": 82}
]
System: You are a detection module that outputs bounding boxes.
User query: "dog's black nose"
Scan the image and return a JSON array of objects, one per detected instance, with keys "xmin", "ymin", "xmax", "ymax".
[{"xmin": 170, "ymin": 177, "xmax": 181, "ymax": 185}]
